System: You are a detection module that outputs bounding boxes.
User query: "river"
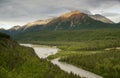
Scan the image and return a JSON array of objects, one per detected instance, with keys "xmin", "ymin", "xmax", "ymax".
[{"xmin": 20, "ymin": 44, "xmax": 103, "ymax": 78}]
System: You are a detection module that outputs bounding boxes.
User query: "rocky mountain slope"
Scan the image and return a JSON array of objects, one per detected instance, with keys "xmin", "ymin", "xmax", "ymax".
[
  {"xmin": 89, "ymin": 14, "xmax": 114, "ymax": 24},
  {"xmin": 45, "ymin": 11, "xmax": 114, "ymax": 30}
]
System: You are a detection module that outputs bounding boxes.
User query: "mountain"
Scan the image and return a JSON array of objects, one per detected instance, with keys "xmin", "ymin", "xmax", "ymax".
[
  {"xmin": 45, "ymin": 11, "xmax": 116, "ymax": 30},
  {"xmin": 0, "ymin": 11, "xmax": 120, "ymax": 36},
  {"xmin": 60, "ymin": 11, "xmax": 83, "ymax": 18},
  {"xmin": 118, "ymin": 22, "xmax": 120, "ymax": 24},
  {"xmin": 0, "ymin": 19, "xmax": 52, "ymax": 35},
  {"xmin": 46, "ymin": 11, "xmax": 91, "ymax": 30},
  {"xmin": 89, "ymin": 14, "xmax": 114, "ymax": 24},
  {"xmin": 22, "ymin": 19, "xmax": 52, "ymax": 30},
  {"xmin": 0, "ymin": 28, "xmax": 5, "ymax": 30},
  {"xmin": 25, "ymin": 19, "xmax": 51, "ymax": 27},
  {"xmin": 10, "ymin": 19, "xmax": 53, "ymax": 33},
  {"xmin": 9, "ymin": 25, "xmax": 21, "ymax": 30},
  {"xmin": 117, "ymin": 22, "xmax": 120, "ymax": 26},
  {"xmin": 0, "ymin": 28, "xmax": 9, "ymax": 35},
  {"xmin": 0, "ymin": 28, "xmax": 6, "ymax": 32}
]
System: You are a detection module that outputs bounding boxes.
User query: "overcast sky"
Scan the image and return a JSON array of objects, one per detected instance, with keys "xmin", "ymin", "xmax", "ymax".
[{"xmin": 0, "ymin": 0, "xmax": 120, "ymax": 29}]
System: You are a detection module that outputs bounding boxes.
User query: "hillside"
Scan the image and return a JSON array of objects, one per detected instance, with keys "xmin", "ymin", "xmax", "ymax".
[
  {"xmin": 0, "ymin": 32, "xmax": 10, "ymax": 39},
  {"xmin": 0, "ymin": 32, "xmax": 80, "ymax": 78},
  {"xmin": 45, "ymin": 11, "xmax": 116, "ymax": 30},
  {"xmin": 89, "ymin": 14, "xmax": 114, "ymax": 24},
  {"xmin": 15, "ymin": 29, "xmax": 120, "ymax": 45}
]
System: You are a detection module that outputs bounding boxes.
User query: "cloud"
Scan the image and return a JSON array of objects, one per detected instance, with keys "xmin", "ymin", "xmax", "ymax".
[
  {"xmin": 0, "ymin": 0, "xmax": 120, "ymax": 29},
  {"xmin": 102, "ymin": 12, "xmax": 120, "ymax": 23},
  {"xmin": 102, "ymin": 12, "xmax": 120, "ymax": 16}
]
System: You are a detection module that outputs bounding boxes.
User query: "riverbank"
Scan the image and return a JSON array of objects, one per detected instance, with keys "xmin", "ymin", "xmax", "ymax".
[{"xmin": 21, "ymin": 44, "xmax": 103, "ymax": 78}]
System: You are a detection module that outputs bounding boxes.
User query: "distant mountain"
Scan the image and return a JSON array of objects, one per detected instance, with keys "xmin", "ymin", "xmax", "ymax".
[
  {"xmin": 89, "ymin": 14, "xmax": 114, "ymax": 24},
  {"xmin": 9, "ymin": 25, "xmax": 21, "ymax": 30},
  {"xmin": 0, "ymin": 11, "xmax": 120, "ymax": 36},
  {"xmin": 0, "ymin": 28, "xmax": 9, "ymax": 35},
  {"xmin": 46, "ymin": 11, "xmax": 91, "ymax": 30},
  {"xmin": 117, "ymin": 22, "xmax": 120, "ymax": 26},
  {"xmin": 0, "ymin": 28, "xmax": 5, "ymax": 30},
  {"xmin": 22, "ymin": 19, "xmax": 52, "ymax": 30},
  {"xmin": 118, "ymin": 22, "xmax": 120, "ymax": 24},
  {"xmin": 0, "ymin": 19, "xmax": 52, "ymax": 35},
  {"xmin": 0, "ymin": 28, "xmax": 5, "ymax": 32},
  {"xmin": 25, "ymin": 19, "xmax": 51, "ymax": 27},
  {"xmin": 45, "ymin": 11, "xmax": 116, "ymax": 30},
  {"xmin": 12, "ymin": 19, "xmax": 54, "ymax": 32}
]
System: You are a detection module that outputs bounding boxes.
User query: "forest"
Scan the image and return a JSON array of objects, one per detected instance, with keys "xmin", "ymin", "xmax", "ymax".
[
  {"xmin": 59, "ymin": 50, "xmax": 120, "ymax": 78},
  {"xmin": 1, "ymin": 29, "xmax": 120, "ymax": 78},
  {"xmin": 0, "ymin": 33, "xmax": 80, "ymax": 78}
]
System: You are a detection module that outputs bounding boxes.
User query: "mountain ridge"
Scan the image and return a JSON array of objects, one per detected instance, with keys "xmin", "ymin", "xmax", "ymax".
[
  {"xmin": 60, "ymin": 11, "xmax": 83, "ymax": 18},
  {"xmin": 0, "ymin": 11, "xmax": 119, "ymax": 35},
  {"xmin": 89, "ymin": 14, "xmax": 114, "ymax": 24},
  {"xmin": 9, "ymin": 25, "xmax": 21, "ymax": 30}
]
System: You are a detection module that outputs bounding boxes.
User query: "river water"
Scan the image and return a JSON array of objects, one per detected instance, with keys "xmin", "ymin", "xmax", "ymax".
[{"xmin": 21, "ymin": 44, "xmax": 103, "ymax": 78}]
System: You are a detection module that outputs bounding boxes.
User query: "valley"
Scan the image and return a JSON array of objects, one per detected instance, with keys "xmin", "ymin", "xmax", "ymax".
[
  {"xmin": 0, "ymin": 10, "xmax": 120, "ymax": 78},
  {"xmin": 21, "ymin": 44, "xmax": 103, "ymax": 78},
  {"xmin": 18, "ymin": 29, "xmax": 120, "ymax": 78},
  {"xmin": 0, "ymin": 32, "xmax": 81, "ymax": 78}
]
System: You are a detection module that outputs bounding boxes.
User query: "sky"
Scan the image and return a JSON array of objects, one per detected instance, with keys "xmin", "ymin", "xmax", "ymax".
[{"xmin": 0, "ymin": 0, "xmax": 120, "ymax": 29}]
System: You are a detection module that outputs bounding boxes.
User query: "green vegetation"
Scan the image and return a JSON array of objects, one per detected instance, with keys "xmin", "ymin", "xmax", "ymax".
[
  {"xmin": 16, "ymin": 29, "xmax": 120, "ymax": 51},
  {"xmin": 0, "ymin": 33, "xmax": 80, "ymax": 78},
  {"xmin": 0, "ymin": 32, "xmax": 10, "ymax": 38},
  {"xmin": 7, "ymin": 29, "xmax": 120, "ymax": 78},
  {"xmin": 48, "ymin": 41, "xmax": 120, "ymax": 78},
  {"xmin": 48, "ymin": 50, "xmax": 100, "ymax": 59},
  {"xmin": 15, "ymin": 29, "xmax": 120, "ymax": 42},
  {"xmin": 59, "ymin": 50, "xmax": 120, "ymax": 78}
]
